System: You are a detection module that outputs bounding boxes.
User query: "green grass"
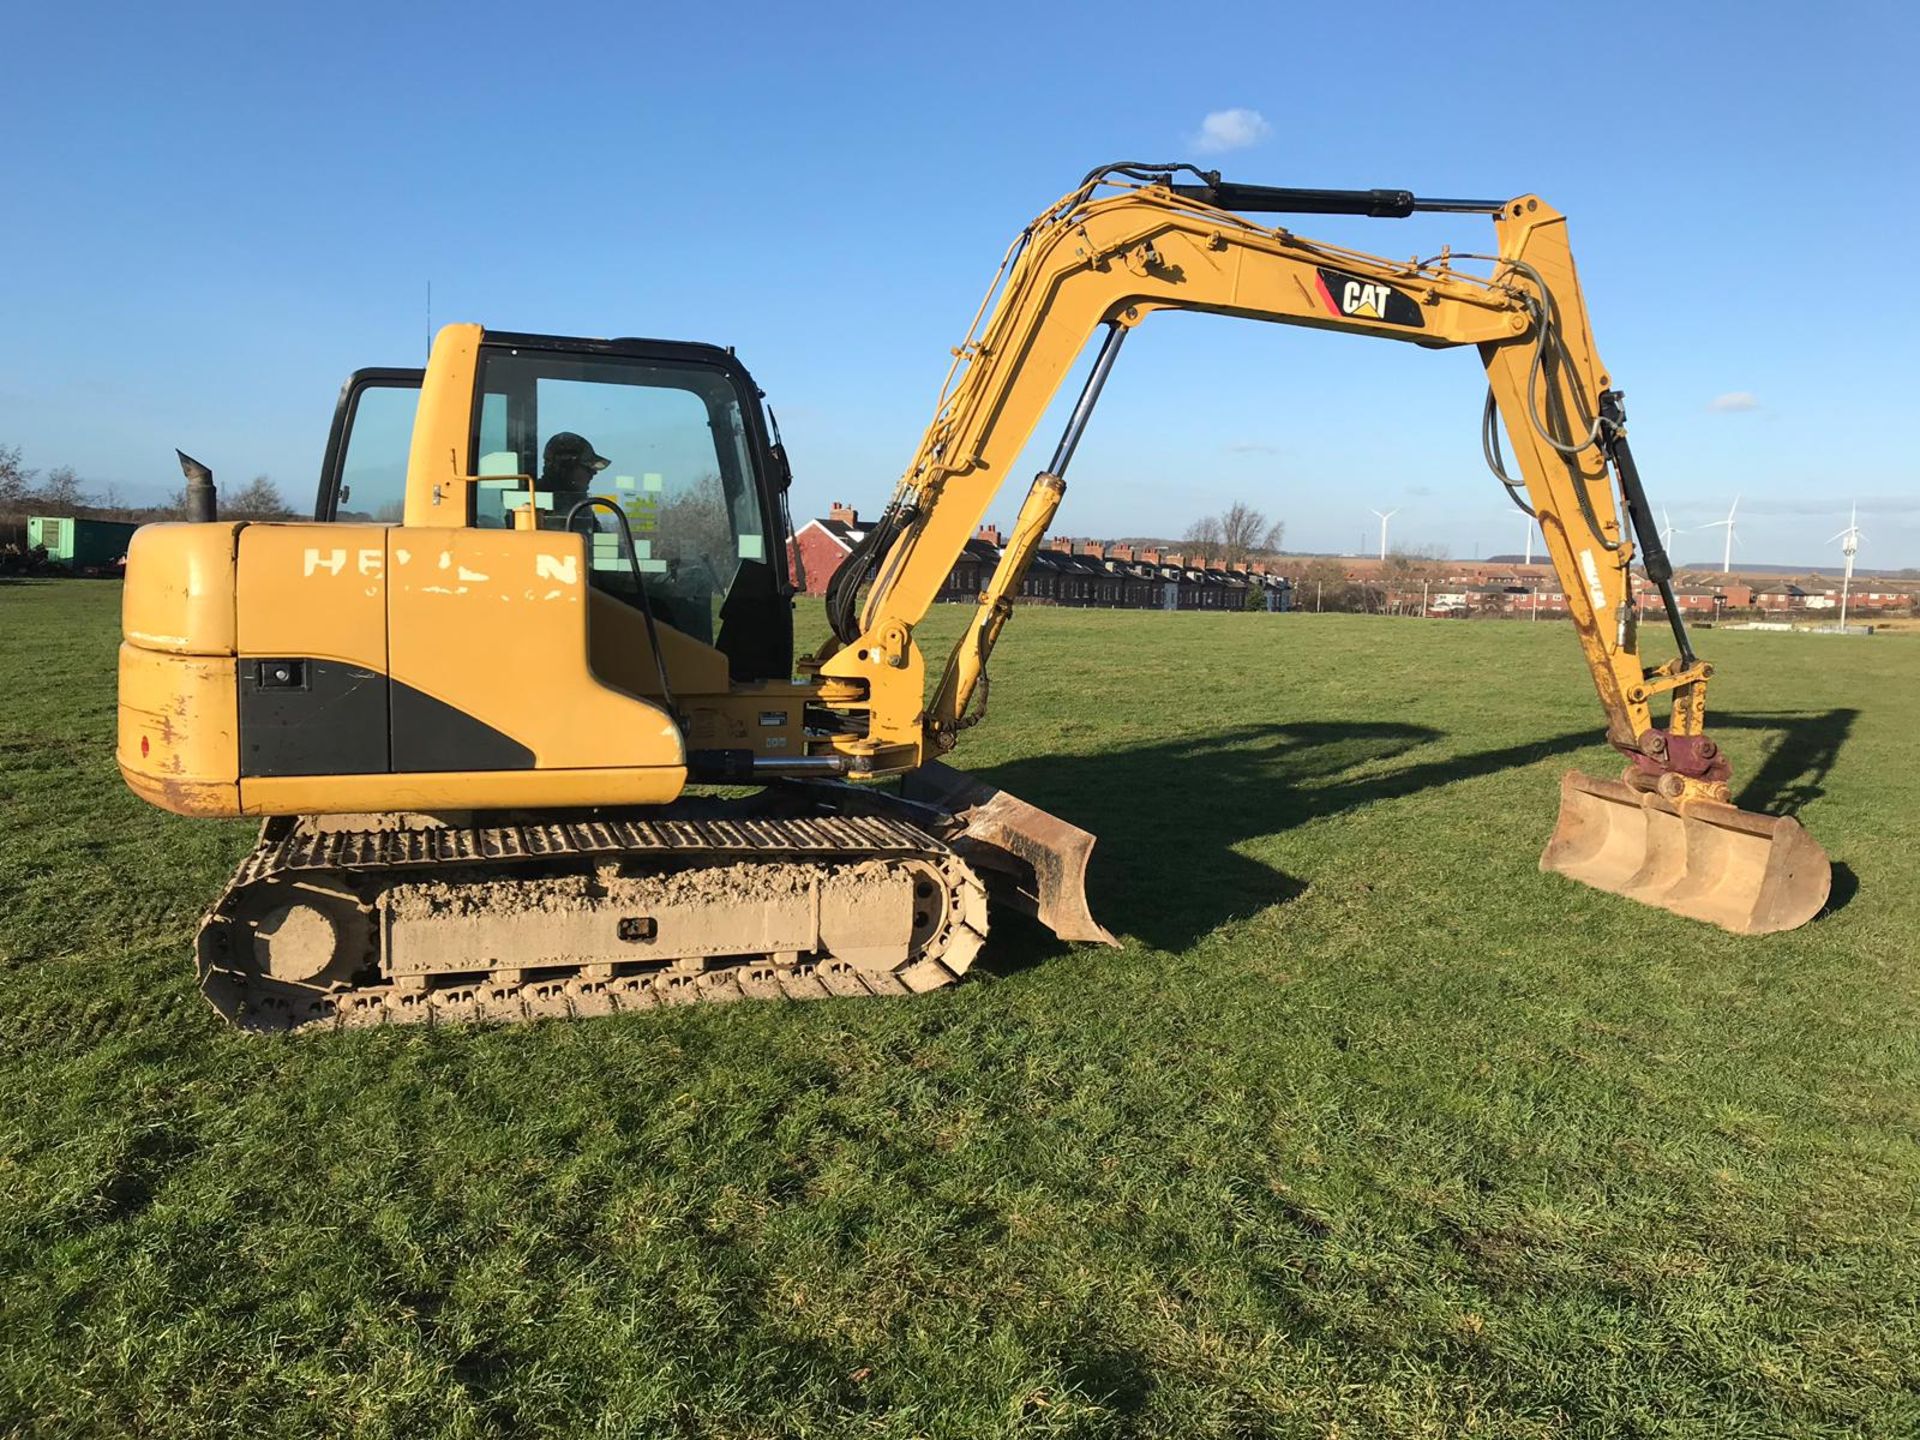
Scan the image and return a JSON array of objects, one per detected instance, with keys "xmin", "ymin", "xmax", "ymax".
[{"xmin": 3, "ymin": 579, "xmax": 1918, "ymax": 1438}]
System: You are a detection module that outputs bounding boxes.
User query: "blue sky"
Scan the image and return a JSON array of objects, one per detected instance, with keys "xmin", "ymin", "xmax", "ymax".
[{"xmin": 3, "ymin": 0, "xmax": 1914, "ymax": 566}]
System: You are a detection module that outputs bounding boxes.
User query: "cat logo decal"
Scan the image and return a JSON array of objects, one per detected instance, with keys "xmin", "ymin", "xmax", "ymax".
[{"xmin": 1313, "ymin": 268, "xmax": 1425, "ymax": 328}]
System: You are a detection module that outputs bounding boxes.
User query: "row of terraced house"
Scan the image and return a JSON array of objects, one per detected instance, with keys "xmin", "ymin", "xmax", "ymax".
[
  {"xmin": 1420, "ymin": 565, "xmax": 1918, "ymax": 618},
  {"xmin": 790, "ymin": 505, "xmax": 1293, "ymax": 611}
]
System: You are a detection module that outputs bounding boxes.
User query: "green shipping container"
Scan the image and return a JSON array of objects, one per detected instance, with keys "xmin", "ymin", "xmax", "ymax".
[{"xmin": 27, "ymin": 516, "xmax": 142, "ymax": 570}]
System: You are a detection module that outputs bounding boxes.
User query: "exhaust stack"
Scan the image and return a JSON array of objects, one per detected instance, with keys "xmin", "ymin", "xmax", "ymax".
[{"xmin": 176, "ymin": 450, "xmax": 216, "ymax": 522}]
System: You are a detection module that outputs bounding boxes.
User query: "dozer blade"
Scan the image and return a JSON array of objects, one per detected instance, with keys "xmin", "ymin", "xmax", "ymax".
[
  {"xmin": 901, "ymin": 761, "xmax": 1119, "ymax": 946},
  {"xmin": 1540, "ymin": 771, "xmax": 1831, "ymax": 935}
]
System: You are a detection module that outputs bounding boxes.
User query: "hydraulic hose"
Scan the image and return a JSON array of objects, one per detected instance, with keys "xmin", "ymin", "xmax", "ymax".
[
  {"xmin": 566, "ymin": 498, "xmax": 680, "ymax": 727},
  {"xmin": 826, "ymin": 496, "xmax": 914, "ymax": 646}
]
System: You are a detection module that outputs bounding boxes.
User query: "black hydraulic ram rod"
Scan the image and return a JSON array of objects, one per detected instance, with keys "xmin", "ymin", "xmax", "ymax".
[
  {"xmin": 832, "ymin": 321, "xmax": 1129, "ymax": 650},
  {"xmin": 1047, "ymin": 321, "xmax": 1130, "ymax": 475},
  {"xmin": 1599, "ymin": 390, "xmax": 1696, "ymax": 668},
  {"xmin": 1169, "ymin": 182, "xmax": 1507, "ymax": 218}
]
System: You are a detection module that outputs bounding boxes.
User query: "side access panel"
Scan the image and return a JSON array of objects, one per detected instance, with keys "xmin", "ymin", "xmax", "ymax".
[
  {"xmin": 386, "ymin": 527, "xmax": 687, "ymax": 775},
  {"xmin": 233, "ymin": 524, "xmax": 390, "ymax": 779}
]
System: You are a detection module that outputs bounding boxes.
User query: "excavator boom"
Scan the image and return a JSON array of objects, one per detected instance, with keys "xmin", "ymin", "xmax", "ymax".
[{"xmin": 817, "ymin": 164, "xmax": 1829, "ymax": 933}]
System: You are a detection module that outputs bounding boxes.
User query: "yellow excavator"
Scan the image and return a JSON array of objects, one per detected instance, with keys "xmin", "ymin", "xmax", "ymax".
[{"xmin": 118, "ymin": 164, "xmax": 1831, "ymax": 1032}]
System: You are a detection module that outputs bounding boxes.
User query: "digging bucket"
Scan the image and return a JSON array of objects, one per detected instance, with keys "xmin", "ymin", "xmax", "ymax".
[
  {"xmin": 1540, "ymin": 771, "xmax": 1831, "ymax": 934},
  {"xmin": 901, "ymin": 762, "xmax": 1119, "ymax": 946}
]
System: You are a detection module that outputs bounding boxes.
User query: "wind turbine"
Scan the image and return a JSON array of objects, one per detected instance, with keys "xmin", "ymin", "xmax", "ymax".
[
  {"xmin": 1830, "ymin": 505, "xmax": 1863, "ymax": 630},
  {"xmin": 1370, "ymin": 507, "xmax": 1400, "ymax": 561},
  {"xmin": 1660, "ymin": 507, "xmax": 1684, "ymax": 555},
  {"xmin": 1699, "ymin": 495, "xmax": 1740, "ymax": 573}
]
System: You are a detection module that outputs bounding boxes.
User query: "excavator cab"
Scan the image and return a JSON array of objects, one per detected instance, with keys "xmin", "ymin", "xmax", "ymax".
[{"xmin": 313, "ymin": 335, "xmax": 795, "ymax": 679}]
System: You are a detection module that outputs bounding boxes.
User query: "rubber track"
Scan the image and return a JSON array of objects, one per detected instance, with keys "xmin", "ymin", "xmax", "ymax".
[{"xmin": 200, "ymin": 813, "xmax": 986, "ymax": 1035}]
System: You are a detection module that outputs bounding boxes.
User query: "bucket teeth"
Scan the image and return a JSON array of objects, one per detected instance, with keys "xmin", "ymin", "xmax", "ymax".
[{"xmin": 1540, "ymin": 771, "xmax": 1831, "ymax": 934}]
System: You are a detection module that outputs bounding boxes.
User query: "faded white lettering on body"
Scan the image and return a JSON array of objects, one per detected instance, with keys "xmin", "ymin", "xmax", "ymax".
[
  {"xmin": 1579, "ymin": 549, "xmax": 1607, "ymax": 609},
  {"xmin": 535, "ymin": 554, "xmax": 578, "ymax": 584},
  {"xmin": 303, "ymin": 547, "xmax": 347, "ymax": 577}
]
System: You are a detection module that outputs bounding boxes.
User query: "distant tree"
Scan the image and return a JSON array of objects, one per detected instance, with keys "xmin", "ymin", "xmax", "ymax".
[
  {"xmin": 1181, "ymin": 502, "xmax": 1285, "ymax": 567},
  {"xmin": 225, "ymin": 475, "xmax": 296, "ymax": 520},
  {"xmin": 0, "ymin": 444, "xmax": 33, "ymax": 510},
  {"xmin": 1377, "ymin": 549, "xmax": 1417, "ymax": 614},
  {"xmin": 1296, "ymin": 555, "xmax": 1362, "ymax": 613},
  {"xmin": 654, "ymin": 482, "xmax": 734, "ymax": 568},
  {"xmin": 1216, "ymin": 501, "xmax": 1284, "ymax": 565},
  {"xmin": 38, "ymin": 465, "xmax": 87, "ymax": 511},
  {"xmin": 1182, "ymin": 515, "xmax": 1223, "ymax": 563}
]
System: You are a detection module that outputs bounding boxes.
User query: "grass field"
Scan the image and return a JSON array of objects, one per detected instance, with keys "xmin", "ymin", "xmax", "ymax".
[{"xmin": 3, "ymin": 581, "xmax": 1918, "ymax": 1438}]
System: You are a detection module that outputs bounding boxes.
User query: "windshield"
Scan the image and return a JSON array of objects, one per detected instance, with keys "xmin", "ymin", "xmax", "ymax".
[{"xmin": 470, "ymin": 348, "xmax": 767, "ymax": 647}]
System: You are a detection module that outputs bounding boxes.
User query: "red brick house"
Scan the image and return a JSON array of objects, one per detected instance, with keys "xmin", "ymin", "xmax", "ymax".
[
  {"xmin": 1642, "ymin": 583, "xmax": 1750, "ymax": 616},
  {"xmin": 786, "ymin": 501, "xmax": 868, "ymax": 596},
  {"xmin": 1754, "ymin": 582, "xmax": 1808, "ymax": 612}
]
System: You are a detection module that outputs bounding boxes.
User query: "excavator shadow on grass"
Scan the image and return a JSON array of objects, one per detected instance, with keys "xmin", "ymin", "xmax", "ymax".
[{"xmin": 958, "ymin": 707, "xmax": 1857, "ymax": 973}]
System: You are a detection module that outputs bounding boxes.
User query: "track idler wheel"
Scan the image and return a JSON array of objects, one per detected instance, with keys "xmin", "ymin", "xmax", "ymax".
[{"xmin": 197, "ymin": 879, "xmax": 374, "ymax": 1027}]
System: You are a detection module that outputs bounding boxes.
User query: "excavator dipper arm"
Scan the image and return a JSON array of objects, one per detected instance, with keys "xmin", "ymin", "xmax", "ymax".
[{"xmin": 818, "ymin": 167, "xmax": 1829, "ymax": 933}]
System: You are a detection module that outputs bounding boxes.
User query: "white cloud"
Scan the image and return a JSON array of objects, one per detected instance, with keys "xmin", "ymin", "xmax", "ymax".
[
  {"xmin": 1708, "ymin": 391, "xmax": 1759, "ymax": 413},
  {"xmin": 1191, "ymin": 108, "xmax": 1271, "ymax": 155}
]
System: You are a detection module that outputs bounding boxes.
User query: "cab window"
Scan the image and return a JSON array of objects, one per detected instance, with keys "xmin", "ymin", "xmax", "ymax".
[
  {"xmin": 471, "ymin": 349, "xmax": 768, "ymax": 650},
  {"xmin": 317, "ymin": 371, "xmax": 420, "ymax": 522}
]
